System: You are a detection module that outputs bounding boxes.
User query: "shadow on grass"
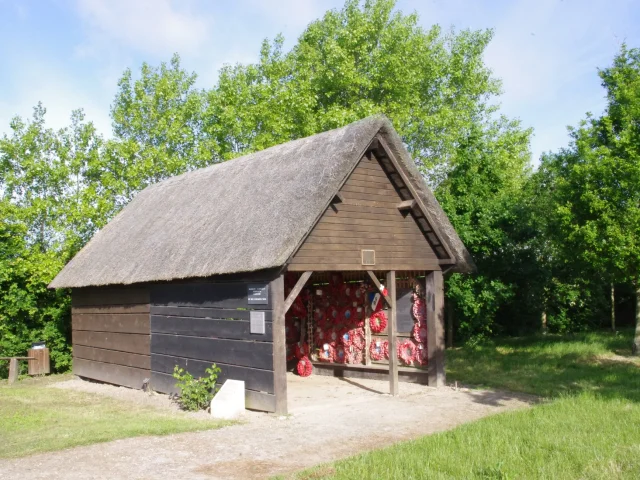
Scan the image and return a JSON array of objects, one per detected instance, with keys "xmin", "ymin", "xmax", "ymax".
[{"xmin": 447, "ymin": 329, "xmax": 640, "ymax": 403}]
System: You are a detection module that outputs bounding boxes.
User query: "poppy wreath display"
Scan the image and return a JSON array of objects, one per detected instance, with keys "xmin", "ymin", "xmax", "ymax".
[
  {"xmin": 297, "ymin": 356, "xmax": 313, "ymax": 377},
  {"xmin": 354, "ymin": 283, "xmax": 368, "ymax": 302},
  {"xmin": 397, "ymin": 340, "xmax": 417, "ymax": 365},
  {"xmin": 295, "ymin": 342, "xmax": 310, "ymax": 360},
  {"xmin": 347, "ymin": 346, "xmax": 363, "ymax": 364},
  {"xmin": 334, "ymin": 345, "xmax": 348, "ymax": 363},
  {"xmin": 412, "ymin": 296, "xmax": 426, "ymax": 324},
  {"xmin": 415, "ymin": 343, "xmax": 428, "ymax": 366},
  {"xmin": 412, "ymin": 324, "xmax": 428, "ymax": 343},
  {"xmin": 369, "ymin": 311, "xmax": 388, "ymax": 333},
  {"xmin": 327, "ymin": 328, "xmax": 340, "ymax": 345},
  {"xmin": 340, "ymin": 283, "xmax": 356, "ymax": 300},
  {"xmin": 369, "ymin": 338, "xmax": 389, "ymax": 361},
  {"xmin": 327, "ymin": 305, "xmax": 341, "ymax": 325},
  {"xmin": 349, "ymin": 327, "xmax": 365, "ymax": 350},
  {"xmin": 314, "ymin": 326, "xmax": 327, "ymax": 346},
  {"xmin": 339, "ymin": 328, "xmax": 353, "ymax": 347},
  {"xmin": 314, "ymin": 307, "xmax": 325, "ymax": 324},
  {"xmin": 317, "ymin": 343, "xmax": 335, "ymax": 362},
  {"xmin": 341, "ymin": 306, "xmax": 355, "ymax": 324}
]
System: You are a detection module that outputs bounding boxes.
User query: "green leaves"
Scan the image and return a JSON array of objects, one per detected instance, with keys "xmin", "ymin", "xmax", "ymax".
[{"xmin": 172, "ymin": 364, "xmax": 221, "ymax": 411}]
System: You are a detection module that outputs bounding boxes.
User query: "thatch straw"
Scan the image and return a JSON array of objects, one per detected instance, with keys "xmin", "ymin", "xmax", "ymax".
[{"xmin": 50, "ymin": 116, "xmax": 473, "ymax": 289}]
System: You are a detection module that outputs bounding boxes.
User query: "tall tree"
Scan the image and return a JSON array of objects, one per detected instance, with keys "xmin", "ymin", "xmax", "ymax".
[
  {"xmin": 107, "ymin": 54, "xmax": 216, "ymax": 207},
  {"xmin": 540, "ymin": 45, "xmax": 640, "ymax": 353},
  {"xmin": 206, "ymin": 0, "xmax": 532, "ymax": 340}
]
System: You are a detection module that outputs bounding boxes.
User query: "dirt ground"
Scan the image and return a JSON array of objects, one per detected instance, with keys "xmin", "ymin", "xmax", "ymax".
[{"xmin": 0, "ymin": 374, "xmax": 535, "ymax": 480}]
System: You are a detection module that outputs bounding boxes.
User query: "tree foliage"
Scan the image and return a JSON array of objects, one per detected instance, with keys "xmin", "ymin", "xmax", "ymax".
[
  {"xmin": 2, "ymin": 0, "xmax": 640, "ymax": 375},
  {"xmin": 537, "ymin": 45, "xmax": 640, "ymax": 351}
]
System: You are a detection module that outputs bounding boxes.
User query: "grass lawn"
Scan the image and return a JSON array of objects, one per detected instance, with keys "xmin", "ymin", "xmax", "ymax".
[
  {"xmin": 0, "ymin": 375, "xmax": 230, "ymax": 459},
  {"xmin": 293, "ymin": 329, "xmax": 640, "ymax": 479}
]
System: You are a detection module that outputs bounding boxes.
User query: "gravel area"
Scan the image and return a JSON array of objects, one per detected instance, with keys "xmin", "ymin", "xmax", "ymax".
[{"xmin": 0, "ymin": 374, "xmax": 536, "ymax": 479}]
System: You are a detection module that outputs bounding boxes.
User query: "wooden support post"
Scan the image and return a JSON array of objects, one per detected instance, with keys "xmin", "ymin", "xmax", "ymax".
[
  {"xmin": 386, "ymin": 270, "xmax": 398, "ymax": 396},
  {"xmin": 426, "ymin": 270, "xmax": 445, "ymax": 387},
  {"xmin": 366, "ymin": 271, "xmax": 391, "ymax": 306},
  {"xmin": 364, "ymin": 312, "xmax": 372, "ymax": 366},
  {"xmin": 283, "ymin": 271, "xmax": 313, "ymax": 315},
  {"xmin": 8, "ymin": 358, "xmax": 18, "ymax": 385},
  {"xmin": 271, "ymin": 274, "xmax": 288, "ymax": 415}
]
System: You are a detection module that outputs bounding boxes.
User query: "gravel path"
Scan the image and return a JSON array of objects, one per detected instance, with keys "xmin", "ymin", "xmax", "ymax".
[{"xmin": 0, "ymin": 374, "xmax": 535, "ymax": 479}]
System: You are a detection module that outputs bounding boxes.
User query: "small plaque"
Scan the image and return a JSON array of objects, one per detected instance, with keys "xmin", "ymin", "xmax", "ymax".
[
  {"xmin": 248, "ymin": 284, "xmax": 269, "ymax": 304},
  {"xmin": 250, "ymin": 311, "xmax": 266, "ymax": 334}
]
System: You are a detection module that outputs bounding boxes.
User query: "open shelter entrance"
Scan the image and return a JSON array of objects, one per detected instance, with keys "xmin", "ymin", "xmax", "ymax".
[{"xmin": 280, "ymin": 269, "xmax": 445, "ymax": 407}]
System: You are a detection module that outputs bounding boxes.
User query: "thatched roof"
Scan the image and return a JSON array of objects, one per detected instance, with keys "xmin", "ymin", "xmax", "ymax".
[{"xmin": 50, "ymin": 116, "xmax": 474, "ymax": 289}]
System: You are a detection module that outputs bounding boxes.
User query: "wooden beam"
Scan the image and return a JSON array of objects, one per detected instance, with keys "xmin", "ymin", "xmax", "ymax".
[
  {"xmin": 367, "ymin": 138, "xmax": 380, "ymax": 152},
  {"xmin": 366, "ymin": 271, "xmax": 391, "ymax": 307},
  {"xmin": 283, "ymin": 271, "xmax": 312, "ymax": 315},
  {"xmin": 377, "ymin": 136, "xmax": 456, "ymax": 262},
  {"xmin": 397, "ymin": 199, "xmax": 416, "ymax": 211},
  {"xmin": 387, "ymin": 270, "xmax": 399, "ymax": 396},
  {"xmin": 271, "ymin": 274, "xmax": 288, "ymax": 415},
  {"xmin": 426, "ymin": 270, "xmax": 446, "ymax": 387}
]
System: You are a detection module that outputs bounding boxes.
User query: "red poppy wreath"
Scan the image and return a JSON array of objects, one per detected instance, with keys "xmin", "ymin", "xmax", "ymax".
[
  {"xmin": 397, "ymin": 340, "xmax": 416, "ymax": 365},
  {"xmin": 369, "ymin": 311, "xmax": 388, "ymax": 333},
  {"xmin": 297, "ymin": 356, "xmax": 313, "ymax": 377}
]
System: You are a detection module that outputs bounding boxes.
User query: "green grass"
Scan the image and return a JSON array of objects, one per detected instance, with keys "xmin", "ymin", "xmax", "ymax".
[
  {"xmin": 292, "ymin": 329, "xmax": 640, "ymax": 480},
  {"xmin": 0, "ymin": 375, "xmax": 231, "ymax": 459},
  {"xmin": 447, "ymin": 329, "xmax": 640, "ymax": 402}
]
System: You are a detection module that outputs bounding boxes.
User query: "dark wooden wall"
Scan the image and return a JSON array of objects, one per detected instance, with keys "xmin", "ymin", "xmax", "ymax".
[
  {"xmin": 72, "ymin": 287, "xmax": 151, "ymax": 389},
  {"xmin": 288, "ymin": 153, "xmax": 441, "ymax": 271},
  {"xmin": 149, "ymin": 274, "xmax": 278, "ymax": 412}
]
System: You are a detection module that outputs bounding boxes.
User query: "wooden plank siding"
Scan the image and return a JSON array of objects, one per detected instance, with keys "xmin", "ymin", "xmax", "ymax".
[
  {"xmin": 71, "ymin": 287, "xmax": 151, "ymax": 389},
  {"xmin": 288, "ymin": 154, "xmax": 441, "ymax": 271},
  {"xmin": 149, "ymin": 275, "xmax": 279, "ymax": 412}
]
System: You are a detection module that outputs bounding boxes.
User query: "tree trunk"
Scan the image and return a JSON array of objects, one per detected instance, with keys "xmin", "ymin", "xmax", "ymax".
[
  {"xmin": 633, "ymin": 284, "xmax": 640, "ymax": 356},
  {"xmin": 611, "ymin": 283, "xmax": 616, "ymax": 332},
  {"xmin": 446, "ymin": 300, "xmax": 454, "ymax": 349},
  {"xmin": 541, "ymin": 311, "xmax": 548, "ymax": 335}
]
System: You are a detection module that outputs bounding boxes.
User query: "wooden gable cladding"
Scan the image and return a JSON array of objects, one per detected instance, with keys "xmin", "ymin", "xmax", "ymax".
[{"xmin": 288, "ymin": 153, "xmax": 441, "ymax": 271}]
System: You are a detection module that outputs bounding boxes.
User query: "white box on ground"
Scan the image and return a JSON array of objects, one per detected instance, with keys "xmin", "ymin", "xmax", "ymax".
[{"xmin": 210, "ymin": 379, "xmax": 245, "ymax": 419}]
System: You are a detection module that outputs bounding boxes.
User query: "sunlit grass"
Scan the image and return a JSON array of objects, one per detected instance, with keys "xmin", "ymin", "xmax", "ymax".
[
  {"xmin": 0, "ymin": 375, "xmax": 231, "ymax": 458},
  {"xmin": 291, "ymin": 329, "xmax": 640, "ymax": 480}
]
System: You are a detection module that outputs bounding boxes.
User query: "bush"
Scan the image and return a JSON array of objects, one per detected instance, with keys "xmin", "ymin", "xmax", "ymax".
[{"xmin": 172, "ymin": 364, "xmax": 221, "ymax": 411}]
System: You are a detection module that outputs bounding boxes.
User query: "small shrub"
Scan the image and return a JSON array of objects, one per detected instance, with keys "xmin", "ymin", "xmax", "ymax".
[{"xmin": 172, "ymin": 364, "xmax": 221, "ymax": 411}]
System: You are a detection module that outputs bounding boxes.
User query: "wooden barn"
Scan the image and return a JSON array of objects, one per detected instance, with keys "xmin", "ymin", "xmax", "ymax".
[{"xmin": 50, "ymin": 115, "xmax": 474, "ymax": 414}]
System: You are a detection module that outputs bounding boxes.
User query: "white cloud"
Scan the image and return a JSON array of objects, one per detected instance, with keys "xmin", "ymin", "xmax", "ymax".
[{"xmin": 75, "ymin": 0, "xmax": 213, "ymax": 58}]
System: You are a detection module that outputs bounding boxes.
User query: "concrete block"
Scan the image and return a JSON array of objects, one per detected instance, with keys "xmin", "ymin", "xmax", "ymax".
[{"xmin": 210, "ymin": 379, "xmax": 246, "ymax": 419}]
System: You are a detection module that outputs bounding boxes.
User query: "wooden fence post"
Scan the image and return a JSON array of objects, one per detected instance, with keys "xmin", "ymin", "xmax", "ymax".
[{"xmin": 8, "ymin": 358, "xmax": 18, "ymax": 385}]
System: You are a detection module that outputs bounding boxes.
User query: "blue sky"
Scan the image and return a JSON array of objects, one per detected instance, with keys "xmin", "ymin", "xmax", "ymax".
[{"xmin": 1, "ymin": 0, "xmax": 638, "ymax": 164}]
